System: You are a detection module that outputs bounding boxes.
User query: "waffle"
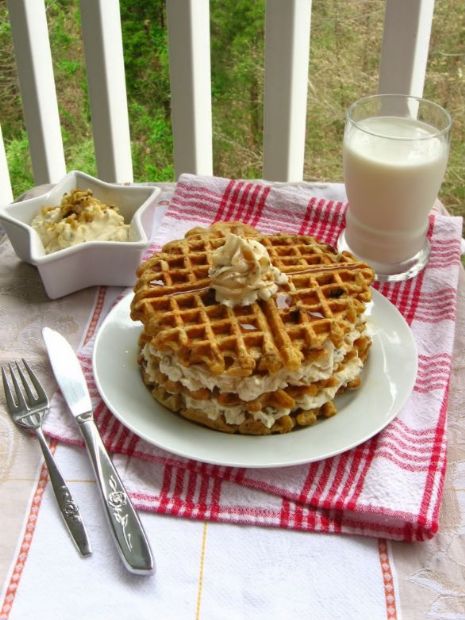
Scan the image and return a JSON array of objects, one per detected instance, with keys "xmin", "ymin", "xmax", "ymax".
[{"xmin": 131, "ymin": 221, "xmax": 375, "ymax": 435}]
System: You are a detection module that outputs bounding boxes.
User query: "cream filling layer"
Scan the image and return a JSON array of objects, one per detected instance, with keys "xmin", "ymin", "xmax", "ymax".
[
  {"xmin": 182, "ymin": 356, "xmax": 363, "ymax": 428},
  {"xmin": 143, "ymin": 326, "xmax": 363, "ymax": 402}
]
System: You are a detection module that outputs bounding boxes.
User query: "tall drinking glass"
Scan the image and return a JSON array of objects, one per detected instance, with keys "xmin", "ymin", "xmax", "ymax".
[{"xmin": 338, "ymin": 94, "xmax": 451, "ymax": 281}]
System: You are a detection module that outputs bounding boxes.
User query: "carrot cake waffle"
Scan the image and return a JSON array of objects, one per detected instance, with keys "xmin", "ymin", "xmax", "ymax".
[{"xmin": 130, "ymin": 222, "xmax": 375, "ymax": 435}]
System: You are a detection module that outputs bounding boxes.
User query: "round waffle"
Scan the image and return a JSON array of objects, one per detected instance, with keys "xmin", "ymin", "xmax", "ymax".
[{"xmin": 131, "ymin": 221, "xmax": 375, "ymax": 435}]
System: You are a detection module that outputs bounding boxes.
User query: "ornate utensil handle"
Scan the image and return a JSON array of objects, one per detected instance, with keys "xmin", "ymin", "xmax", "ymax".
[
  {"xmin": 77, "ymin": 412, "xmax": 154, "ymax": 574},
  {"xmin": 35, "ymin": 427, "xmax": 91, "ymax": 557}
]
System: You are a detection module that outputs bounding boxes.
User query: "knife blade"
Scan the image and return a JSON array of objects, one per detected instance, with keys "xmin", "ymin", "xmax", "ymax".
[{"xmin": 42, "ymin": 327, "xmax": 155, "ymax": 575}]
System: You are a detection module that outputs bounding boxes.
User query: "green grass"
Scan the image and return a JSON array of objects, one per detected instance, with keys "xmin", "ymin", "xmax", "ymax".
[
  {"xmin": 0, "ymin": 0, "xmax": 463, "ymax": 224},
  {"xmin": 5, "ymin": 132, "xmax": 33, "ymax": 193}
]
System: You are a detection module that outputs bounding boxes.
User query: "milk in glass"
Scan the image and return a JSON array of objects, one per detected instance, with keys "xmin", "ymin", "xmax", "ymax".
[{"xmin": 343, "ymin": 116, "xmax": 449, "ymax": 265}]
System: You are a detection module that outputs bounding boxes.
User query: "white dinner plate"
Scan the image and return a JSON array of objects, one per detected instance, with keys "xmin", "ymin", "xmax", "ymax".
[{"xmin": 92, "ymin": 290, "xmax": 417, "ymax": 468}]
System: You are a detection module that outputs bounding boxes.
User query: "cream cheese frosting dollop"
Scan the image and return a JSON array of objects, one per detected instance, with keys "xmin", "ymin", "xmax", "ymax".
[{"xmin": 208, "ymin": 233, "xmax": 288, "ymax": 307}]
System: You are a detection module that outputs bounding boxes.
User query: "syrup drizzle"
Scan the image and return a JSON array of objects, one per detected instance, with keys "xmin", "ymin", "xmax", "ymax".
[
  {"xmin": 286, "ymin": 262, "xmax": 363, "ymax": 275},
  {"xmin": 148, "ymin": 261, "xmax": 363, "ymax": 298}
]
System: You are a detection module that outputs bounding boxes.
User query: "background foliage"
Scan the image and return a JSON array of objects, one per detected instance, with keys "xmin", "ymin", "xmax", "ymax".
[{"xmin": 0, "ymin": 0, "xmax": 463, "ymax": 218}]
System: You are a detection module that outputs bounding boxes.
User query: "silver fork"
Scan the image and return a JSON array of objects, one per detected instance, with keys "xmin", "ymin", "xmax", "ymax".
[{"xmin": 2, "ymin": 360, "xmax": 91, "ymax": 557}]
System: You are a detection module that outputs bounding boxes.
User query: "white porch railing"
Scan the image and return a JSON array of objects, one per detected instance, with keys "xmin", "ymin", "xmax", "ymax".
[
  {"xmin": 6, "ymin": 0, "xmax": 66, "ymax": 189},
  {"xmin": 1, "ymin": 0, "xmax": 435, "ymax": 202}
]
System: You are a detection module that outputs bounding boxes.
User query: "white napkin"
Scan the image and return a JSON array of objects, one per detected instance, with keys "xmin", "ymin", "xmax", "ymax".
[{"xmin": 0, "ymin": 443, "xmax": 399, "ymax": 620}]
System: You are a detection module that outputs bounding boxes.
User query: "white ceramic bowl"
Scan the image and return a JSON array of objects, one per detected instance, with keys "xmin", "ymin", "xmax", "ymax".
[{"xmin": 0, "ymin": 171, "xmax": 161, "ymax": 299}]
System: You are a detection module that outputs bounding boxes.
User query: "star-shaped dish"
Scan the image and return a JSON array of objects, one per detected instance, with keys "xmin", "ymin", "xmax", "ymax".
[{"xmin": 0, "ymin": 170, "xmax": 160, "ymax": 298}]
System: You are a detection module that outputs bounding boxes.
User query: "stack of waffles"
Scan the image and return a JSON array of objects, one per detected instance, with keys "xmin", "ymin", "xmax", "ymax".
[{"xmin": 130, "ymin": 222, "xmax": 375, "ymax": 435}]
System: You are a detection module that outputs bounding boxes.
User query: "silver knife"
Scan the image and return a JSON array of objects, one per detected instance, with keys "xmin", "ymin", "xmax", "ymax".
[{"xmin": 42, "ymin": 327, "xmax": 155, "ymax": 575}]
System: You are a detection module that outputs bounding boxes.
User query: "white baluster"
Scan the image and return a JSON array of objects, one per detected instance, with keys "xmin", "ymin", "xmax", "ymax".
[
  {"xmin": 379, "ymin": 0, "xmax": 435, "ymax": 97},
  {"xmin": 80, "ymin": 0, "xmax": 133, "ymax": 183},
  {"xmin": 6, "ymin": 0, "xmax": 66, "ymax": 186},
  {"xmin": 263, "ymin": 0, "xmax": 312, "ymax": 182},
  {"xmin": 166, "ymin": 0, "xmax": 213, "ymax": 178},
  {"xmin": 0, "ymin": 125, "xmax": 13, "ymax": 205}
]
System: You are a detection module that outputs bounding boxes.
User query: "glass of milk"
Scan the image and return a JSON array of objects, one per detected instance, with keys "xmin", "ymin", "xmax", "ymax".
[{"xmin": 338, "ymin": 94, "xmax": 451, "ymax": 281}]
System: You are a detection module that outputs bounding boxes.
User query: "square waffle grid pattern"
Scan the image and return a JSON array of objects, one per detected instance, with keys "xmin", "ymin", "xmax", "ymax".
[{"xmin": 132, "ymin": 224, "xmax": 374, "ymax": 377}]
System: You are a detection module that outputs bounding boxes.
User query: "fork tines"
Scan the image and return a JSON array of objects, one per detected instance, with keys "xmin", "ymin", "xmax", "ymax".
[{"xmin": 2, "ymin": 359, "xmax": 49, "ymax": 423}]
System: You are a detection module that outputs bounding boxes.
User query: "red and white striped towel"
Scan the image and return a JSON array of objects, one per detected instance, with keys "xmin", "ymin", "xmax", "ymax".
[{"xmin": 44, "ymin": 174, "xmax": 463, "ymax": 541}]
